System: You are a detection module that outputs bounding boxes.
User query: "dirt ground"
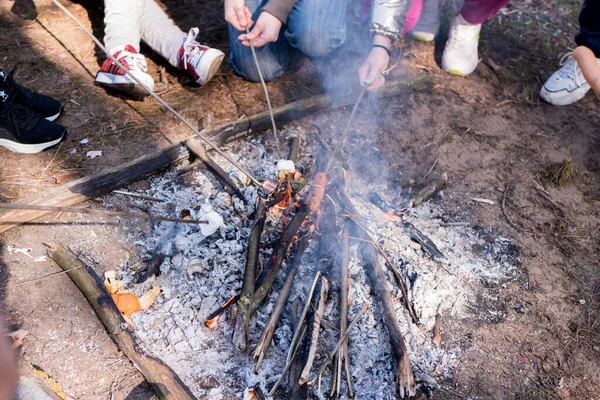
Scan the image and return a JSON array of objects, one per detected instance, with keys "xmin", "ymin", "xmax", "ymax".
[{"xmin": 0, "ymin": 0, "xmax": 599, "ymax": 398}]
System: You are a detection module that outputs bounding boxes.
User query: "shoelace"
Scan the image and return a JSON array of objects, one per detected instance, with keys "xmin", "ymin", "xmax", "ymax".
[
  {"xmin": 557, "ymin": 52, "xmax": 581, "ymax": 80},
  {"xmin": 118, "ymin": 51, "xmax": 149, "ymax": 73},
  {"xmin": 0, "ymin": 99, "xmax": 39, "ymax": 137},
  {"xmin": 181, "ymin": 27, "xmax": 206, "ymax": 70}
]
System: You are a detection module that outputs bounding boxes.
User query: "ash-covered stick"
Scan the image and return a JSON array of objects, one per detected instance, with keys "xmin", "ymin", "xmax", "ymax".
[
  {"xmin": 253, "ymin": 231, "xmax": 312, "ymax": 372},
  {"xmin": 288, "ymin": 136, "xmax": 301, "ymax": 163},
  {"xmin": 309, "ymin": 304, "xmax": 368, "ymax": 391},
  {"xmin": 269, "ymin": 276, "xmax": 318, "ymax": 397},
  {"xmin": 331, "ymin": 223, "xmax": 353, "ymax": 397},
  {"xmin": 288, "ymin": 298, "xmax": 309, "ymax": 399},
  {"xmin": 342, "ymin": 211, "xmax": 419, "ymax": 324},
  {"xmin": 299, "ymin": 275, "xmax": 329, "ymax": 385},
  {"xmin": 233, "ymin": 199, "xmax": 267, "ymax": 351},
  {"xmin": 336, "ymin": 191, "xmax": 416, "ymax": 398}
]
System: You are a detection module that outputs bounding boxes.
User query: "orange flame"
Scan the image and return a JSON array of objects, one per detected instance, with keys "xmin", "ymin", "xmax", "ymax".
[
  {"xmin": 205, "ymin": 316, "xmax": 219, "ymax": 329},
  {"xmin": 385, "ymin": 210, "xmax": 402, "ymax": 222}
]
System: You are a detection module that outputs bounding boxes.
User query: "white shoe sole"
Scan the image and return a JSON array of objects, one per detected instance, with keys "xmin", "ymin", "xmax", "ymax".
[
  {"xmin": 540, "ymin": 85, "xmax": 590, "ymax": 106},
  {"xmin": 409, "ymin": 31, "xmax": 436, "ymax": 42},
  {"xmin": 193, "ymin": 49, "xmax": 225, "ymax": 85},
  {"xmin": 0, "ymin": 133, "xmax": 64, "ymax": 154},
  {"xmin": 95, "ymin": 72, "xmax": 154, "ymax": 96},
  {"xmin": 45, "ymin": 105, "xmax": 63, "ymax": 122}
]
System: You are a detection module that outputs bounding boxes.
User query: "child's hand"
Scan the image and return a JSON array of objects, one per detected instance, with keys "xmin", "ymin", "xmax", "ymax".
[
  {"xmin": 225, "ymin": 0, "xmax": 253, "ymax": 31},
  {"xmin": 358, "ymin": 47, "xmax": 390, "ymax": 91},
  {"xmin": 237, "ymin": 12, "xmax": 282, "ymax": 48}
]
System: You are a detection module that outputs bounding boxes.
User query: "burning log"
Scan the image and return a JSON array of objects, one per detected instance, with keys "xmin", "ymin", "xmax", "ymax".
[
  {"xmin": 299, "ymin": 275, "xmax": 329, "ymax": 385},
  {"xmin": 336, "ymin": 192, "xmax": 416, "ymax": 398},
  {"xmin": 253, "ymin": 231, "xmax": 313, "ymax": 371},
  {"xmin": 46, "ymin": 243, "xmax": 195, "ymax": 400},
  {"xmin": 233, "ymin": 199, "xmax": 268, "ymax": 351}
]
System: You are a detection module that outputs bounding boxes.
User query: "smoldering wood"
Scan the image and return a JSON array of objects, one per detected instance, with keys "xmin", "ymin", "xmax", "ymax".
[
  {"xmin": 411, "ymin": 178, "xmax": 447, "ymax": 207},
  {"xmin": 254, "ymin": 231, "xmax": 312, "ymax": 372},
  {"xmin": 184, "ymin": 138, "xmax": 247, "ymax": 203},
  {"xmin": 46, "ymin": 243, "xmax": 196, "ymax": 400},
  {"xmin": 288, "ymin": 136, "xmax": 301, "ymax": 163},
  {"xmin": 233, "ymin": 199, "xmax": 267, "ymax": 352},
  {"xmin": 336, "ymin": 192, "xmax": 416, "ymax": 398}
]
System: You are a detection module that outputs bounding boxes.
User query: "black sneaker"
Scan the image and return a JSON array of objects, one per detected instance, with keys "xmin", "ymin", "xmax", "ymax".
[
  {"xmin": 0, "ymin": 89, "xmax": 66, "ymax": 153},
  {"xmin": 0, "ymin": 68, "xmax": 64, "ymax": 121}
]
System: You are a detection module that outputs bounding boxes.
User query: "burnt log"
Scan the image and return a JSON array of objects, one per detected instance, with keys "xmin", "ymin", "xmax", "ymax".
[{"xmin": 46, "ymin": 243, "xmax": 195, "ymax": 400}]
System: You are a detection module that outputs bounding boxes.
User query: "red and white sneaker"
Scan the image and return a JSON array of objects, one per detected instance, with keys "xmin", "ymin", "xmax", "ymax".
[
  {"xmin": 179, "ymin": 28, "xmax": 225, "ymax": 85},
  {"xmin": 95, "ymin": 45, "xmax": 155, "ymax": 96}
]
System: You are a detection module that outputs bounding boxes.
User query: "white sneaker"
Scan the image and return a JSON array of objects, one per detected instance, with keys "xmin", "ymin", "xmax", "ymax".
[
  {"xmin": 442, "ymin": 14, "xmax": 481, "ymax": 76},
  {"xmin": 408, "ymin": 0, "xmax": 441, "ymax": 42},
  {"xmin": 179, "ymin": 28, "xmax": 225, "ymax": 86},
  {"xmin": 95, "ymin": 45, "xmax": 155, "ymax": 96},
  {"xmin": 540, "ymin": 52, "xmax": 600, "ymax": 106}
]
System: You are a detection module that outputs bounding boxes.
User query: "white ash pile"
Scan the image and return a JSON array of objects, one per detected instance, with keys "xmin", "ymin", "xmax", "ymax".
[{"xmin": 111, "ymin": 133, "xmax": 523, "ymax": 399}]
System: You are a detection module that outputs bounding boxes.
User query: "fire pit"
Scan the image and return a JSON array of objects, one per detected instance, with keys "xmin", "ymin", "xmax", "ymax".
[{"xmin": 104, "ymin": 125, "xmax": 524, "ymax": 399}]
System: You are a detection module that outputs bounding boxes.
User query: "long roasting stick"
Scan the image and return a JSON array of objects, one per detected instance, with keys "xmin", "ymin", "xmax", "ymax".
[
  {"xmin": 50, "ymin": 0, "xmax": 262, "ymax": 187},
  {"xmin": 0, "ymin": 203, "xmax": 207, "ymax": 225},
  {"xmin": 299, "ymin": 275, "xmax": 329, "ymax": 385}
]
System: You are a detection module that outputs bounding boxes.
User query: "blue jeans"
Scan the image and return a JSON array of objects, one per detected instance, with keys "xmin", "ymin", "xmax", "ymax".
[{"xmin": 229, "ymin": 0, "xmax": 349, "ymax": 82}]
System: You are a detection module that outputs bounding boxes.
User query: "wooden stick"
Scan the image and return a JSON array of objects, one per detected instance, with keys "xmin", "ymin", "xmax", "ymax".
[
  {"xmin": 336, "ymin": 192, "xmax": 416, "ymax": 398},
  {"xmin": 288, "ymin": 298, "xmax": 309, "ymax": 400},
  {"xmin": 0, "ymin": 203, "xmax": 207, "ymax": 225},
  {"xmin": 233, "ymin": 199, "xmax": 267, "ymax": 352},
  {"xmin": 254, "ymin": 232, "xmax": 312, "ymax": 371},
  {"xmin": 299, "ymin": 275, "xmax": 329, "ymax": 385},
  {"xmin": 46, "ymin": 243, "xmax": 195, "ymax": 400},
  {"xmin": 207, "ymin": 77, "xmax": 433, "ymax": 146},
  {"xmin": 309, "ymin": 304, "xmax": 368, "ymax": 389}
]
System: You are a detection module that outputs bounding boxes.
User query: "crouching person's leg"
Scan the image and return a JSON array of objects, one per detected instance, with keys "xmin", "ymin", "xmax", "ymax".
[
  {"xmin": 285, "ymin": 0, "xmax": 349, "ymax": 58},
  {"xmin": 228, "ymin": 0, "xmax": 289, "ymax": 82}
]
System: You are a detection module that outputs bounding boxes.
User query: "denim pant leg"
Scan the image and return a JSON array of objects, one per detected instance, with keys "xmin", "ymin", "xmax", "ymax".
[
  {"xmin": 575, "ymin": 0, "xmax": 600, "ymax": 58},
  {"xmin": 285, "ymin": 0, "xmax": 349, "ymax": 58},
  {"xmin": 228, "ymin": 0, "xmax": 290, "ymax": 82}
]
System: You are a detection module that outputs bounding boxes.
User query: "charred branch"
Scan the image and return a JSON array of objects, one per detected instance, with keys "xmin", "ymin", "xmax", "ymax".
[
  {"xmin": 233, "ymin": 199, "xmax": 268, "ymax": 351},
  {"xmin": 336, "ymin": 192, "xmax": 416, "ymax": 398}
]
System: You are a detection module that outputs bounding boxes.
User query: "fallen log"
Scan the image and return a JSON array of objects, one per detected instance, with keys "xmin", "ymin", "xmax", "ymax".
[
  {"xmin": 0, "ymin": 76, "xmax": 432, "ymax": 234},
  {"xmin": 46, "ymin": 243, "xmax": 196, "ymax": 400},
  {"xmin": 336, "ymin": 192, "xmax": 416, "ymax": 398}
]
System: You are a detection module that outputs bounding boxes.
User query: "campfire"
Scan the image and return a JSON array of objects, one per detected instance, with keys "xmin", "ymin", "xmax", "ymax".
[{"xmin": 100, "ymin": 126, "xmax": 523, "ymax": 399}]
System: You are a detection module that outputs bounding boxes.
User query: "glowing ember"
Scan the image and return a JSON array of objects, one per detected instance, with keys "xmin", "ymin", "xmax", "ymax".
[{"xmin": 385, "ymin": 210, "xmax": 402, "ymax": 221}]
